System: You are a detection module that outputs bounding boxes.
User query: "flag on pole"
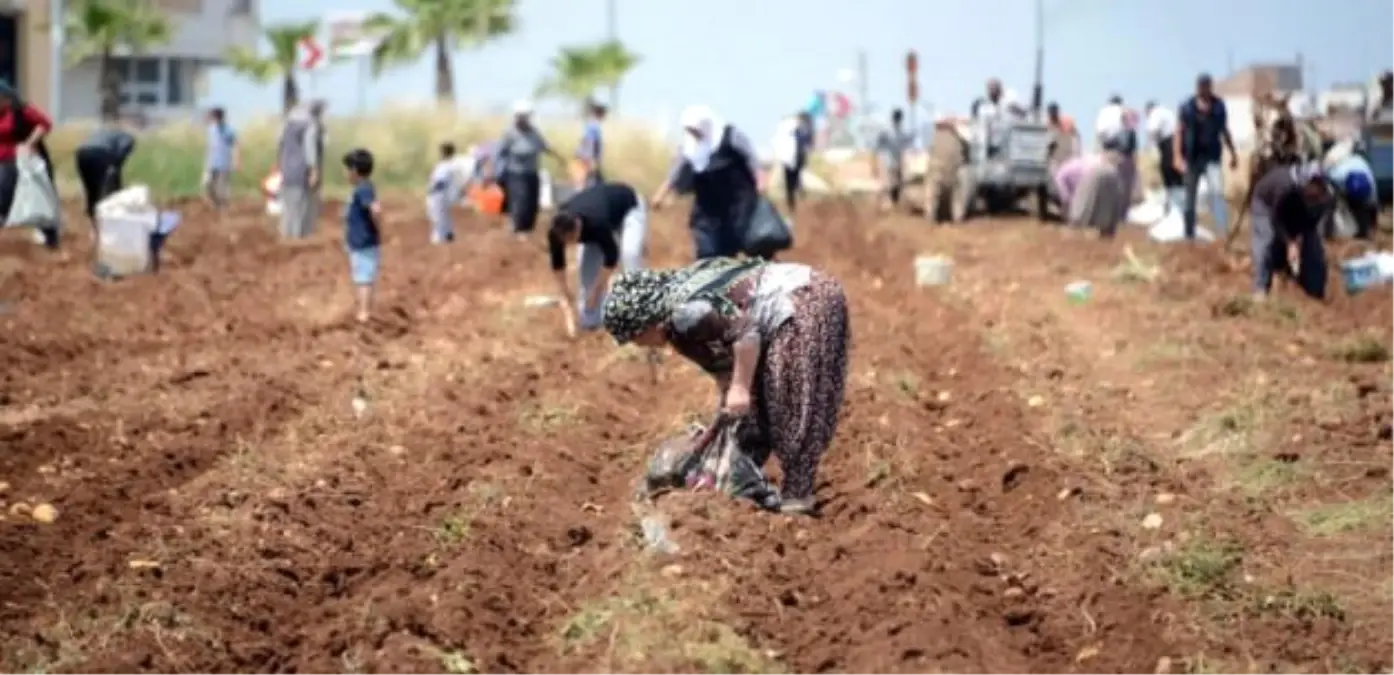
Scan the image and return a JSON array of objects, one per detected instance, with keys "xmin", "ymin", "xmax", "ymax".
[{"xmin": 323, "ymin": 11, "xmax": 385, "ymax": 60}]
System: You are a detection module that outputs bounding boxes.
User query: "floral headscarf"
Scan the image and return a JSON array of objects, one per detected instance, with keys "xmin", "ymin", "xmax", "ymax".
[
  {"xmin": 603, "ymin": 258, "xmax": 763, "ymax": 344},
  {"xmin": 603, "ymin": 268, "xmax": 687, "ymax": 344}
]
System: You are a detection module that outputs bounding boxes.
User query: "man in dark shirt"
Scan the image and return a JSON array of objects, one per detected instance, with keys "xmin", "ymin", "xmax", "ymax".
[
  {"xmin": 1173, "ymin": 73, "xmax": 1239, "ymax": 240},
  {"xmin": 1249, "ymin": 162, "xmax": 1330, "ymax": 301},
  {"xmin": 548, "ymin": 181, "xmax": 648, "ymax": 336},
  {"xmin": 75, "ymin": 126, "xmax": 136, "ymax": 224}
]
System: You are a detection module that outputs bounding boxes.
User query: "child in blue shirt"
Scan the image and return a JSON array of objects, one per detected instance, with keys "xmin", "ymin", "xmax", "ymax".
[{"xmin": 342, "ymin": 148, "xmax": 383, "ymax": 322}]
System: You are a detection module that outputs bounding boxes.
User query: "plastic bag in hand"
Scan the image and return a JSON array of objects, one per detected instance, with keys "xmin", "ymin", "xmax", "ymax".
[{"xmin": 6, "ymin": 151, "xmax": 59, "ymax": 229}]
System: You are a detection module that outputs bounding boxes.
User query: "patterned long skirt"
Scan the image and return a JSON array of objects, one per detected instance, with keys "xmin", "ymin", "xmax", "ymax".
[{"xmin": 745, "ymin": 272, "xmax": 851, "ymax": 503}]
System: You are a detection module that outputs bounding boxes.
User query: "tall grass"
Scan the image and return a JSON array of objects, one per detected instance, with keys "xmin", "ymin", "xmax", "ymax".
[{"xmin": 44, "ymin": 106, "xmax": 676, "ymax": 201}]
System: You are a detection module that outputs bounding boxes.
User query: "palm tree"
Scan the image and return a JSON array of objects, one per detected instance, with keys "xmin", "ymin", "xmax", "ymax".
[
  {"xmin": 223, "ymin": 20, "xmax": 319, "ymax": 114},
  {"xmin": 64, "ymin": 0, "xmax": 174, "ymax": 121},
  {"xmin": 367, "ymin": 0, "xmax": 518, "ymax": 103},
  {"xmin": 534, "ymin": 41, "xmax": 640, "ymax": 111}
]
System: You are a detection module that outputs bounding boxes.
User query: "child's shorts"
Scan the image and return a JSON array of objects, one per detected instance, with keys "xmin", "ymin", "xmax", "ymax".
[{"xmin": 347, "ymin": 246, "xmax": 381, "ymax": 286}]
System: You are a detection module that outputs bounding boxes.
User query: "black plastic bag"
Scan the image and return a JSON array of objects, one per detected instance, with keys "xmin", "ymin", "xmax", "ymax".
[
  {"xmin": 638, "ymin": 418, "xmax": 780, "ymax": 510},
  {"xmin": 741, "ymin": 197, "xmax": 793, "ymax": 257}
]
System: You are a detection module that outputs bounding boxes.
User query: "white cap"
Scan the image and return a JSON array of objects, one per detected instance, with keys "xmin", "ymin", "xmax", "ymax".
[{"xmin": 512, "ymin": 99, "xmax": 534, "ymax": 115}]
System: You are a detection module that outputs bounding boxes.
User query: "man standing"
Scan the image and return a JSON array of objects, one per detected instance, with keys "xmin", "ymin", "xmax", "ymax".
[
  {"xmin": 1173, "ymin": 73, "xmax": 1239, "ymax": 240},
  {"xmin": 874, "ymin": 108, "xmax": 914, "ymax": 212},
  {"xmin": 773, "ymin": 111, "xmax": 815, "ymax": 213},
  {"xmin": 575, "ymin": 99, "xmax": 606, "ymax": 188},
  {"xmin": 202, "ymin": 107, "xmax": 238, "ymax": 217},
  {"xmin": 276, "ymin": 101, "xmax": 326, "ymax": 239}
]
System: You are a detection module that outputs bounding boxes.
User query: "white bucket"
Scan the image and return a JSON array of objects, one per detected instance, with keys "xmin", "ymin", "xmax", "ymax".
[{"xmin": 914, "ymin": 255, "xmax": 953, "ymax": 286}]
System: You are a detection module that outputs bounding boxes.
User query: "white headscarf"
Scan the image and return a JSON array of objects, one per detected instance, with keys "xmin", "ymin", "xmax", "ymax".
[{"xmin": 678, "ymin": 105, "xmax": 727, "ymax": 173}]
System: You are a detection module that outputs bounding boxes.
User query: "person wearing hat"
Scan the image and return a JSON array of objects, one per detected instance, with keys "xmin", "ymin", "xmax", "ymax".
[
  {"xmin": 0, "ymin": 79, "xmax": 57, "ymax": 248},
  {"xmin": 1173, "ymin": 73, "xmax": 1239, "ymax": 241},
  {"xmin": 1249, "ymin": 161, "xmax": 1331, "ymax": 301},
  {"xmin": 1324, "ymin": 152, "xmax": 1378, "ymax": 240},
  {"xmin": 574, "ymin": 99, "xmax": 607, "ymax": 188},
  {"xmin": 493, "ymin": 100, "xmax": 563, "ymax": 236}
]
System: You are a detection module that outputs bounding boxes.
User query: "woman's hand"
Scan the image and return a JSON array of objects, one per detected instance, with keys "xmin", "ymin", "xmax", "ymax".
[{"xmin": 723, "ymin": 383, "xmax": 752, "ymax": 417}]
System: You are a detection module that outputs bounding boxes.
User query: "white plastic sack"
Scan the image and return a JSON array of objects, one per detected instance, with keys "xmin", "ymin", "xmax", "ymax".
[
  {"xmin": 538, "ymin": 168, "xmax": 557, "ymax": 210},
  {"xmin": 97, "ymin": 209, "xmax": 157, "ymax": 276},
  {"xmin": 6, "ymin": 151, "xmax": 59, "ymax": 228},
  {"xmin": 96, "ymin": 185, "xmax": 153, "ymax": 218},
  {"xmin": 1375, "ymin": 252, "xmax": 1394, "ymax": 280},
  {"xmin": 1148, "ymin": 210, "xmax": 1215, "ymax": 243},
  {"xmin": 1127, "ymin": 190, "xmax": 1168, "ymax": 226}
]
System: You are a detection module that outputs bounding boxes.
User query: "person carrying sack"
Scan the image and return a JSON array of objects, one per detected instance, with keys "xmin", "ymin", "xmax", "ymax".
[
  {"xmin": 651, "ymin": 105, "xmax": 766, "ymax": 260},
  {"xmin": 0, "ymin": 79, "xmax": 57, "ymax": 248},
  {"xmin": 75, "ymin": 126, "xmax": 137, "ymax": 227}
]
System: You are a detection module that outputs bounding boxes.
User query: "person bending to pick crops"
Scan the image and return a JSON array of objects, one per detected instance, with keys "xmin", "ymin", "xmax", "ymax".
[
  {"xmin": 1248, "ymin": 161, "xmax": 1330, "ymax": 302},
  {"xmin": 574, "ymin": 99, "xmax": 607, "ymax": 189},
  {"xmin": 548, "ymin": 181, "xmax": 649, "ymax": 337},
  {"xmin": 602, "ymin": 257, "xmax": 850, "ymax": 514},
  {"xmin": 1324, "ymin": 152, "xmax": 1377, "ymax": 240},
  {"xmin": 651, "ymin": 105, "xmax": 765, "ymax": 260},
  {"xmin": 493, "ymin": 100, "xmax": 563, "ymax": 238},
  {"xmin": 75, "ymin": 125, "xmax": 136, "ymax": 227}
]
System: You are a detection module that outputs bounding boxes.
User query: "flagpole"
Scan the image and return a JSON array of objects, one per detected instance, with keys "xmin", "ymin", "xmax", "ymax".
[{"xmin": 357, "ymin": 56, "xmax": 367, "ymax": 115}]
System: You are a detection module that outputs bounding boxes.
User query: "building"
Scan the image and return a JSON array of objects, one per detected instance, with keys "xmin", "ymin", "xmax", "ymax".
[
  {"xmin": 0, "ymin": 0, "xmax": 259, "ymax": 123},
  {"xmin": 1211, "ymin": 62, "xmax": 1305, "ymax": 150},
  {"xmin": 1213, "ymin": 62, "xmax": 1304, "ymax": 99}
]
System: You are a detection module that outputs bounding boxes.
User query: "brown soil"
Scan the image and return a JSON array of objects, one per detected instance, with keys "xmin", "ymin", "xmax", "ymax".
[{"xmin": 0, "ymin": 198, "xmax": 1388, "ymax": 673}]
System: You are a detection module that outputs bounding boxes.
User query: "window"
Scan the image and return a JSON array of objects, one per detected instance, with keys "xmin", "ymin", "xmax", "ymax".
[
  {"xmin": 230, "ymin": 0, "xmax": 253, "ymax": 15},
  {"xmin": 113, "ymin": 57, "xmax": 194, "ymax": 108},
  {"xmin": 166, "ymin": 59, "xmax": 186, "ymax": 105}
]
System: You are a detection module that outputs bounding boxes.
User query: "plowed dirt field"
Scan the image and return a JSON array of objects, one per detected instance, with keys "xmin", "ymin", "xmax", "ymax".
[{"xmin": 1, "ymin": 198, "xmax": 1389, "ymax": 673}]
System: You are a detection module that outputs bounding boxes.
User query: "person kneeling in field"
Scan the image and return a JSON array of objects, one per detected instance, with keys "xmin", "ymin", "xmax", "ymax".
[
  {"xmin": 548, "ymin": 181, "xmax": 649, "ymax": 337},
  {"xmin": 1052, "ymin": 152, "xmax": 1123, "ymax": 234},
  {"xmin": 602, "ymin": 257, "xmax": 851, "ymax": 515},
  {"xmin": 1249, "ymin": 161, "xmax": 1331, "ymax": 302},
  {"xmin": 342, "ymin": 149, "xmax": 384, "ymax": 323}
]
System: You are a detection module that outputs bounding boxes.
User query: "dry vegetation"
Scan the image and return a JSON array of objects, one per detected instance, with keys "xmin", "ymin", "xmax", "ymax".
[{"xmin": 43, "ymin": 107, "xmax": 676, "ymax": 200}]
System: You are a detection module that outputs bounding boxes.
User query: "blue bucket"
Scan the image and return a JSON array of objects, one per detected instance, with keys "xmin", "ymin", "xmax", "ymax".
[{"xmin": 1341, "ymin": 257, "xmax": 1380, "ymax": 295}]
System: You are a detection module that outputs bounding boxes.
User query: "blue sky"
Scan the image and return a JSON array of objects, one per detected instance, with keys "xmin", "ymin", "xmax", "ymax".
[{"xmin": 207, "ymin": 0, "xmax": 1393, "ymax": 142}]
